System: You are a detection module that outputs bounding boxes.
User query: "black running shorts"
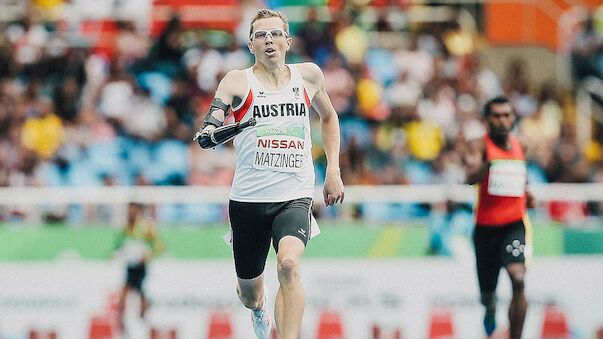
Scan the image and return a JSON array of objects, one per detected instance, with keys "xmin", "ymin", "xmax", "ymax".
[
  {"xmin": 473, "ymin": 219, "xmax": 527, "ymax": 294},
  {"xmin": 126, "ymin": 262, "xmax": 147, "ymax": 292},
  {"xmin": 229, "ymin": 197, "xmax": 313, "ymax": 279}
]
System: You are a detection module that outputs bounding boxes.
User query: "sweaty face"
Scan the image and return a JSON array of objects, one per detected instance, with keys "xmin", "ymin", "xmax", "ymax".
[
  {"xmin": 487, "ymin": 103, "xmax": 515, "ymax": 138},
  {"xmin": 248, "ymin": 17, "xmax": 291, "ymax": 62}
]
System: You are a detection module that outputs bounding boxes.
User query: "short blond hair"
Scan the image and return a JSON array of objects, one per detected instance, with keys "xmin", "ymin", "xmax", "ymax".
[{"xmin": 249, "ymin": 9, "xmax": 289, "ymax": 37}]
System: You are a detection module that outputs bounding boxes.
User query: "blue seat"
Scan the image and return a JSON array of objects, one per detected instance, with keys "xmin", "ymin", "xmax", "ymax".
[
  {"xmin": 38, "ymin": 161, "xmax": 64, "ymax": 186},
  {"xmin": 137, "ymin": 72, "xmax": 172, "ymax": 104},
  {"xmin": 123, "ymin": 138, "xmax": 153, "ymax": 180},
  {"xmin": 364, "ymin": 48, "xmax": 396, "ymax": 86},
  {"xmin": 67, "ymin": 158, "xmax": 101, "ymax": 186},
  {"xmin": 149, "ymin": 140, "xmax": 189, "ymax": 185},
  {"xmin": 340, "ymin": 117, "xmax": 372, "ymax": 151},
  {"xmin": 403, "ymin": 159, "xmax": 433, "ymax": 185},
  {"xmin": 87, "ymin": 139, "xmax": 123, "ymax": 177}
]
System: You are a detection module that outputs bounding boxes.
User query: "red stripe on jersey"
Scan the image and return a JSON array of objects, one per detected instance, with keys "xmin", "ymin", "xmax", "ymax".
[
  {"xmin": 232, "ymin": 89, "xmax": 253, "ymax": 122},
  {"xmin": 303, "ymin": 88, "xmax": 311, "ymax": 108}
]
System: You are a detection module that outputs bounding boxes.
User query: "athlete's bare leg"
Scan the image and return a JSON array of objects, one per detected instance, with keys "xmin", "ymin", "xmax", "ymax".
[
  {"xmin": 237, "ymin": 273, "xmax": 266, "ymax": 311},
  {"xmin": 275, "ymin": 288, "xmax": 284, "ymax": 334},
  {"xmin": 117, "ymin": 285, "xmax": 129, "ymax": 330},
  {"xmin": 275, "ymin": 236, "xmax": 305, "ymax": 339},
  {"xmin": 139, "ymin": 292, "xmax": 149, "ymax": 318},
  {"xmin": 506, "ymin": 263, "xmax": 527, "ymax": 339}
]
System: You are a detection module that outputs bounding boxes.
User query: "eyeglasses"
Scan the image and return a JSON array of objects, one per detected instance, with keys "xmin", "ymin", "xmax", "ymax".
[{"xmin": 250, "ymin": 29, "xmax": 288, "ymax": 41}]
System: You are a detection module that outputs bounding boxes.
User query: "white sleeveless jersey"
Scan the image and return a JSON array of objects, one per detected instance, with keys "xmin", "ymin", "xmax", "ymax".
[{"xmin": 229, "ymin": 64, "xmax": 315, "ymax": 202}]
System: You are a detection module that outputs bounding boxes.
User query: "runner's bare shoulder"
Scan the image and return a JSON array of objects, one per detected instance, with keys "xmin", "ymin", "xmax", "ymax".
[
  {"xmin": 218, "ymin": 69, "xmax": 248, "ymax": 101},
  {"xmin": 295, "ymin": 62, "xmax": 322, "ymax": 99}
]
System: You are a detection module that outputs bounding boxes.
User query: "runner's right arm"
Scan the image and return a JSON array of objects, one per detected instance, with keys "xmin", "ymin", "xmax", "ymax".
[
  {"xmin": 464, "ymin": 138, "xmax": 489, "ymax": 185},
  {"xmin": 193, "ymin": 70, "xmax": 247, "ymax": 148}
]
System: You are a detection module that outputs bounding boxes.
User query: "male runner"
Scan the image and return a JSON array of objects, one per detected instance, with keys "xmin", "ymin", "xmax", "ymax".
[
  {"xmin": 114, "ymin": 203, "xmax": 163, "ymax": 328},
  {"xmin": 464, "ymin": 96, "xmax": 535, "ymax": 339},
  {"xmin": 193, "ymin": 9, "xmax": 344, "ymax": 339}
]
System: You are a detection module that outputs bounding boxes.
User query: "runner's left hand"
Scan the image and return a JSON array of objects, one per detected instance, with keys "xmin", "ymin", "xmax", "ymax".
[
  {"xmin": 323, "ymin": 168, "xmax": 344, "ymax": 206},
  {"xmin": 526, "ymin": 190, "xmax": 536, "ymax": 209}
]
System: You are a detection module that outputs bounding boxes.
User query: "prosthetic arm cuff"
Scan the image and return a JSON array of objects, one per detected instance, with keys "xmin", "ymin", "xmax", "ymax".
[{"xmin": 202, "ymin": 98, "xmax": 231, "ymax": 127}]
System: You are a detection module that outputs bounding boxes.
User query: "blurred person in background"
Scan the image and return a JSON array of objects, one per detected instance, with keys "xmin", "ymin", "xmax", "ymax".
[
  {"xmin": 519, "ymin": 82, "xmax": 562, "ymax": 171},
  {"xmin": 193, "ymin": 9, "xmax": 344, "ymax": 339},
  {"xmin": 21, "ymin": 96, "xmax": 64, "ymax": 160},
  {"xmin": 323, "ymin": 53, "xmax": 355, "ymax": 117},
  {"xmin": 113, "ymin": 202, "xmax": 164, "ymax": 329},
  {"xmin": 571, "ymin": 11, "xmax": 603, "ymax": 83},
  {"xmin": 502, "ymin": 58, "xmax": 537, "ymax": 119},
  {"xmin": 463, "ymin": 96, "xmax": 535, "ymax": 339},
  {"xmin": 296, "ymin": 6, "xmax": 331, "ymax": 64}
]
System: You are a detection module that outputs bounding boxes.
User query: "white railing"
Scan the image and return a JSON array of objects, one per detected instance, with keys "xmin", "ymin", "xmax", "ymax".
[{"xmin": 2, "ymin": 183, "xmax": 603, "ymax": 205}]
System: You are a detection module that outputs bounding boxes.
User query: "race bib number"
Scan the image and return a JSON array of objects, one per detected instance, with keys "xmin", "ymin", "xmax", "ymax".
[
  {"xmin": 487, "ymin": 159, "xmax": 527, "ymax": 197},
  {"xmin": 254, "ymin": 126, "xmax": 306, "ymax": 173}
]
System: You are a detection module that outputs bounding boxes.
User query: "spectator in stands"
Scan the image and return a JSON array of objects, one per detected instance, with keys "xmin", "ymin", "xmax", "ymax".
[
  {"xmin": 97, "ymin": 61, "xmax": 135, "ymax": 130},
  {"xmin": 394, "ymin": 36, "xmax": 434, "ymax": 86},
  {"xmin": 0, "ymin": 121, "xmax": 24, "ymax": 187},
  {"xmin": 296, "ymin": 7, "xmax": 331, "ymax": 63},
  {"xmin": 571, "ymin": 12, "xmax": 603, "ymax": 83},
  {"xmin": 404, "ymin": 109, "xmax": 444, "ymax": 163},
  {"xmin": 115, "ymin": 21, "xmax": 149, "ymax": 68},
  {"xmin": 546, "ymin": 122, "xmax": 589, "ymax": 183},
  {"xmin": 456, "ymin": 54, "xmax": 502, "ymax": 103},
  {"xmin": 7, "ymin": 13, "xmax": 50, "ymax": 79},
  {"xmin": 53, "ymin": 76, "xmax": 81, "ymax": 123},
  {"xmin": 323, "ymin": 54, "xmax": 356, "ymax": 116},
  {"xmin": 417, "ymin": 84, "xmax": 457, "ymax": 139},
  {"xmin": 356, "ymin": 65, "xmax": 390, "ymax": 121},
  {"xmin": 520, "ymin": 82, "xmax": 562, "ymax": 170},
  {"xmin": 384, "ymin": 70, "xmax": 422, "ymax": 111},
  {"xmin": 334, "ymin": 12, "xmax": 368, "ymax": 66},
  {"xmin": 149, "ymin": 15, "xmax": 182, "ymax": 64},
  {"xmin": 503, "ymin": 58, "xmax": 537, "ymax": 119},
  {"xmin": 223, "ymin": 39, "xmax": 252, "ymax": 72},
  {"xmin": 195, "ymin": 40, "xmax": 225, "ymax": 93},
  {"xmin": 442, "ymin": 9, "xmax": 476, "ymax": 57},
  {"xmin": 21, "ymin": 96, "xmax": 64, "ymax": 160},
  {"xmin": 123, "ymin": 86, "xmax": 167, "ymax": 141}
]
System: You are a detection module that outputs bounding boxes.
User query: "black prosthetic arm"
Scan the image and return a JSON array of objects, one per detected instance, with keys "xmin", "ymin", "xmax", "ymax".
[{"xmin": 194, "ymin": 118, "xmax": 256, "ymax": 149}]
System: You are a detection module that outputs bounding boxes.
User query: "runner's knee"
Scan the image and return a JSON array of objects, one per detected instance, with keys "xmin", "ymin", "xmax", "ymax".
[
  {"xmin": 277, "ymin": 256, "xmax": 300, "ymax": 281},
  {"xmin": 509, "ymin": 272, "xmax": 525, "ymax": 293},
  {"xmin": 238, "ymin": 288, "xmax": 263, "ymax": 310},
  {"xmin": 507, "ymin": 264, "xmax": 525, "ymax": 293}
]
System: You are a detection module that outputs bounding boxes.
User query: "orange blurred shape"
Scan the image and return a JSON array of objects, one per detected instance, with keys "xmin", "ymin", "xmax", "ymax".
[
  {"xmin": 427, "ymin": 307, "xmax": 454, "ymax": 339},
  {"xmin": 207, "ymin": 311, "xmax": 233, "ymax": 339},
  {"xmin": 541, "ymin": 304, "xmax": 570, "ymax": 339},
  {"xmin": 316, "ymin": 310, "xmax": 344, "ymax": 339},
  {"xmin": 88, "ymin": 315, "xmax": 114, "ymax": 339}
]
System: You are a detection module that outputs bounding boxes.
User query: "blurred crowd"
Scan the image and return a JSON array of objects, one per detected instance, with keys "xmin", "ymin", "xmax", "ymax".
[{"xmin": 1, "ymin": 1, "xmax": 603, "ymax": 224}]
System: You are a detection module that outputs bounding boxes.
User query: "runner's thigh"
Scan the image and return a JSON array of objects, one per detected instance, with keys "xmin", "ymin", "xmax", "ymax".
[
  {"xmin": 271, "ymin": 198, "xmax": 312, "ymax": 252},
  {"xmin": 229, "ymin": 200, "xmax": 273, "ymax": 279},
  {"xmin": 500, "ymin": 220, "xmax": 527, "ymax": 267}
]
